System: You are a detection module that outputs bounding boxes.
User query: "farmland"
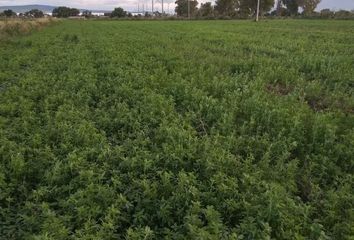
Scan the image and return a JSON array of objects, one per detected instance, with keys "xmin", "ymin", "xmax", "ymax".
[{"xmin": 0, "ymin": 20, "xmax": 353, "ymax": 239}]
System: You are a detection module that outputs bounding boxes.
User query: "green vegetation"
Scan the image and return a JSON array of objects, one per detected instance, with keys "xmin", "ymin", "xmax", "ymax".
[
  {"xmin": 111, "ymin": 8, "xmax": 128, "ymax": 18},
  {"xmin": 0, "ymin": 20, "xmax": 353, "ymax": 239},
  {"xmin": 52, "ymin": 7, "xmax": 80, "ymax": 18},
  {"xmin": 0, "ymin": 9, "xmax": 17, "ymax": 18},
  {"xmin": 175, "ymin": 0, "xmax": 199, "ymax": 17},
  {"xmin": 24, "ymin": 9, "xmax": 45, "ymax": 18}
]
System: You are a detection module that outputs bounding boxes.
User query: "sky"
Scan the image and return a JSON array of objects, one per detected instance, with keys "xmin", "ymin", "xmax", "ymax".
[{"xmin": 0, "ymin": 0, "xmax": 353, "ymax": 12}]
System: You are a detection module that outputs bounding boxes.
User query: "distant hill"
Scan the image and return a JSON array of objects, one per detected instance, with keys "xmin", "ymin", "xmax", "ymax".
[
  {"xmin": 0, "ymin": 5, "xmax": 56, "ymax": 13},
  {"xmin": 0, "ymin": 5, "xmax": 111, "ymax": 14}
]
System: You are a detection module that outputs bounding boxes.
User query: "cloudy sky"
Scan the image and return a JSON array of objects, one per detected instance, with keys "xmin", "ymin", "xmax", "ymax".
[{"xmin": 0, "ymin": 0, "xmax": 353, "ymax": 12}]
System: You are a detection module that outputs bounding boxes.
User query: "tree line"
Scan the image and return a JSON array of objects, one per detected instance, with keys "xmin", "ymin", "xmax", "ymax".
[
  {"xmin": 176, "ymin": 0, "xmax": 353, "ymax": 18},
  {"xmin": 0, "ymin": 9, "xmax": 44, "ymax": 18},
  {"xmin": 1, "ymin": 0, "xmax": 354, "ymax": 20}
]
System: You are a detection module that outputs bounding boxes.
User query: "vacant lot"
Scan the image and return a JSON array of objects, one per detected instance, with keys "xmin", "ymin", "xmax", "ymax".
[{"xmin": 0, "ymin": 20, "xmax": 353, "ymax": 239}]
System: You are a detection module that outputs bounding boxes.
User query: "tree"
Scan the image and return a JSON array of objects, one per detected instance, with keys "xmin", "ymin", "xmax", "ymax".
[
  {"xmin": 239, "ymin": 0, "xmax": 275, "ymax": 16},
  {"xmin": 24, "ymin": 9, "xmax": 44, "ymax": 18},
  {"xmin": 335, "ymin": 10, "xmax": 352, "ymax": 19},
  {"xmin": 214, "ymin": 0, "xmax": 239, "ymax": 16},
  {"xmin": 175, "ymin": 0, "xmax": 198, "ymax": 17},
  {"xmin": 297, "ymin": 0, "xmax": 321, "ymax": 15},
  {"xmin": 82, "ymin": 10, "xmax": 93, "ymax": 18},
  {"xmin": 52, "ymin": 7, "xmax": 80, "ymax": 18},
  {"xmin": 198, "ymin": 2, "xmax": 214, "ymax": 17},
  {"xmin": 281, "ymin": 0, "xmax": 299, "ymax": 15},
  {"xmin": 71, "ymin": 8, "xmax": 80, "ymax": 17},
  {"xmin": 3, "ymin": 9, "xmax": 16, "ymax": 17},
  {"xmin": 320, "ymin": 8, "xmax": 334, "ymax": 18},
  {"xmin": 111, "ymin": 7, "xmax": 127, "ymax": 18},
  {"xmin": 154, "ymin": 11, "xmax": 163, "ymax": 17},
  {"xmin": 275, "ymin": 0, "xmax": 287, "ymax": 16}
]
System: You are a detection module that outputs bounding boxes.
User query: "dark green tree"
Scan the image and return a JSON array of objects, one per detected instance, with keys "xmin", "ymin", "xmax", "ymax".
[
  {"xmin": 276, "ymin": 0, "xmax": 287, "ymax": 16},
  {"xmin": 70, "ymin": 8, "xmax": 80, "ymax": 17},
  {"xmin": 320, "ymin": 8, "xmax": 334, "ymax": 18},
  {"xmin": 52, "ymin": 7, "xmax": 80, "ymax": 18},
  {"xmin": 297, "ymin": 0, "xmax": 321, "ymax": 15},
  {"xmin": 239, "ymin": 0, "xmax": 275, "ymax": 16},
  {"xmin": 214, "ymin": 0, "xmax": 239, "ymax": 16},
  {"xmin": 175, "ymin": 0, "xmax": 198, "ymax": 17},
  {"xmin": 198, "ymin": 2, "xmax": 214, "ymax": 17},
  {"xmin": 281, "ymin": 0, "xmax": 299, "ymax": 15},
  {"xmin": 3, "ymin": 9, "xmax": 16, "ymax": 17},
  {"xmin": 24, "ymin": 9, "xmax": 44, "ymax": 18},
  {"xmin": 334, "ymin": 10, "xmax": 352, "ymax": 18},
  {"xmin": 111, "ymin": 7, "xmax": 127, "ymax": 18},
  {"xmin": 82, "ymin": 10, "xmax": 93, "ymax": 18}
]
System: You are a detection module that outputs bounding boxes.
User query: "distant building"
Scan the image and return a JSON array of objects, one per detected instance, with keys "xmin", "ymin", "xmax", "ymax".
[
  {"xmin": 91, "ymin": 12, "xmax": 105, "ymax": 16},
  {"xmin": 130, "ymin": 11, "xmax": 152, "ymax": 16}
]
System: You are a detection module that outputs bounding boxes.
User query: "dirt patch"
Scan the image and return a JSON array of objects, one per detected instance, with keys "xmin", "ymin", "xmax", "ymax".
[
  {"xmin": 333, "ymin": 99, "xmax": 354, "ymax": 114},
  {"xmin": 266, "ymin": 83, "xmax": 293, "ymax": 96},
  {"xmin": 305, "ymin": 96, "xmax": 354, "ymax": 114},
  {"xmin": 306, "ymin": 97, "xmax": 330, "ymax": 112}
]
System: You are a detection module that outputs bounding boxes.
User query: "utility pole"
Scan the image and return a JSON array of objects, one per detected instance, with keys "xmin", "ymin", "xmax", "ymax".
[
  {"xmin": 162, "ymin": 0, "xmax": 164, "ymax": 15},
  {"xmin": 187, "ymin": 0, "xmax": 190, "ymax": 19},
  {"xmin": 152, "ymin": 0, "xmax": 154, "ymax": 15},
  {"xmin": 256, "ymin": 0, "xmax": 260, "ymax": 22}
]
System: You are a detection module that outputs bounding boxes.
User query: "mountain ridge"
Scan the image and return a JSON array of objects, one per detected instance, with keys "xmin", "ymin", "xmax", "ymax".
[{"xmin": 0, "ymin": 4, "xmax": 111, "ymax": 13}]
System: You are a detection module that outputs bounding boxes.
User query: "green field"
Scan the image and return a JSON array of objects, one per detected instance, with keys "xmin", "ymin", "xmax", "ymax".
[{"xmin": 0, "ymin": 20, "xmax": 353, "ymax": 239}]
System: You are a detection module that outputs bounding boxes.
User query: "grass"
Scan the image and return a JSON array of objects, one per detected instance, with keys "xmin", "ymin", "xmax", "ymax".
[
  {"xmin": 0, "ymin": 20, "xmax": 353, "ymax": 239},
  {"xmin": 0, "ymin": 18, "xmax": 57, "ymax": 40}
]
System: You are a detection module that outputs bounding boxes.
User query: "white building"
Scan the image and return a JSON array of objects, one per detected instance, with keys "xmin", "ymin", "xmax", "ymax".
[{"xmin": 91, "ymin": 12, "xmax": 106, "ymax": 16}]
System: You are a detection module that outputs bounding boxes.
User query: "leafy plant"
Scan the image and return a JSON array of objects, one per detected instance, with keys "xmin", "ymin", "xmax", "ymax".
[{"xmin": 0, "ymin": 19, "xmax": 353, "ymax": 239}]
